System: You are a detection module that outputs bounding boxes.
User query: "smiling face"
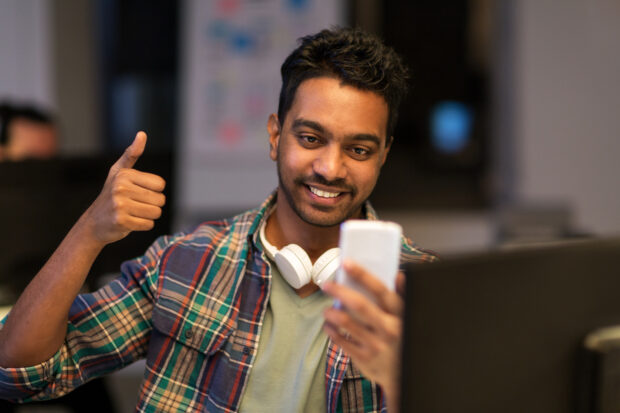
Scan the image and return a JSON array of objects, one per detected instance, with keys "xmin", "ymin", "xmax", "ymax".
[{"xmin": 268, "ymin": 77, "xmax": 391, "ymax": 229}]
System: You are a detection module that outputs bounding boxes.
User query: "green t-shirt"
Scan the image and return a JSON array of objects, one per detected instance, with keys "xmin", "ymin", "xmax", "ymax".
[{"xmin": 239, "ymin": 254, "xmax": 333, "ymax": 412}]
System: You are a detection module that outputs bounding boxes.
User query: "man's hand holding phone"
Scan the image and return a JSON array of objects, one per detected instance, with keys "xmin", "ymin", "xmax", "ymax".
[{"xmin": 322, "ymin": 220, "xmax": 405, "ymax": 413}]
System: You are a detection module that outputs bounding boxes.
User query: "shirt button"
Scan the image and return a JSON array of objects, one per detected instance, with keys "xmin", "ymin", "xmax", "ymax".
[
  {"xmin": 243, "ymin": 346, "xmax": 251, "ymax": 355},
  {"xmin": 184, "ymin": 329, "xmax": 193, "ymax": 339}
]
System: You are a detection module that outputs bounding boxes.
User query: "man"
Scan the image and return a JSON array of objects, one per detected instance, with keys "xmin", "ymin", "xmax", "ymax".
[
  {"xmin": 0, "ymin": 28, "xmax": 436, "ymax": 412},
  {"xmin": 0, "ymin": 103, "xmax": 58, "ymax": 161}
]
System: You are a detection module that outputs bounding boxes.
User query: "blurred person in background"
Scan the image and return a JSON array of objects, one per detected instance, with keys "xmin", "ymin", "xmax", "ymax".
[{"xmin": 0, "ymin": 102, "xmax": 58, "ymax": 161}]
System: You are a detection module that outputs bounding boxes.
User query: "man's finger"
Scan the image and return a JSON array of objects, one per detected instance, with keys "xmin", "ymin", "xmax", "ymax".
[
  {"xmin": 323, "ymin": 281, "xmax": 382, "ymax": 327},
  {"xmin": 111, "ymin": 131, "xmax": 147, "ymax": 172},
  {"xmin": 124, "ymin": 199, "xmax": 163, "ymax": 220},
  {"xmin": 331, "ymin": 260, "xmax": 405, "ymax": 316},
  {"xmin": 342, "ymin": 260, "xmax": 395, "ymax": 306},
  {"xmin": 324, "ymin": 307, "xmax": 374, "ymax": 345},
  {"xmin": 123, "ymin": 185, "xmax": 166, "ymax": 207},
  {"xmin": 125, "ymin": 170, "xmax": 166, "ymax": 192}
]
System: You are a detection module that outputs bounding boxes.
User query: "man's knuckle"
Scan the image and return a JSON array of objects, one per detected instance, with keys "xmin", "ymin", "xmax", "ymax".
[
  {"xmin": 349, "ymin": 300, "xmax": 365, "ymax": 314},
  {"xmin": 385, "ymin": 321, "xmax": 402, "ymax": 341},
  {"xmin": 112, "ymin": 197, "xmax": 125, "ymax": 210},
  {"xmin": 379, "ymin": 290, "xmax": 393, "ymax": 305},
  {"xmin": 113, "ymin": 211, "xmax": 124, "ymax": 226},
  {"xmin": 111, "ymin": 183, "xmax": 126, "ymax": 197}
]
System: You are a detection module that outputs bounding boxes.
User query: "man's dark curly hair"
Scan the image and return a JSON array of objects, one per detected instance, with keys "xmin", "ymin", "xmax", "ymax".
[{"xmin": 277, "ymin": 27, "xmax": 409, "ymax": 141}]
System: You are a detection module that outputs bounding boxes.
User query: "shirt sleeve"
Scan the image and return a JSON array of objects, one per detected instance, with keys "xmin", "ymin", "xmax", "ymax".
[{"xmin": 0, "ymin": 233, "xmax": 178, "ymax": 403}]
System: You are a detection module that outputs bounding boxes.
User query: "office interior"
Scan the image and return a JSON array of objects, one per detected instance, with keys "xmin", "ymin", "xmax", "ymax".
[{"xmin": 1, "ymin": 0, "xmax": 619, "ymax": 411}]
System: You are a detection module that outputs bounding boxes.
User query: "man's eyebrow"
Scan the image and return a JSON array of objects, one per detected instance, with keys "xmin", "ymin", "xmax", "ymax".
[
  {"xmin": 291, "ymin": 118, "xmax": 326, "ymax": 134},
  {"xmin": 291, "ymin": 118, "xmax": 383, "ymax": 146},
  {"xmin": 346, "ymin": 133, "xmax": 382, "ymax": 147}
]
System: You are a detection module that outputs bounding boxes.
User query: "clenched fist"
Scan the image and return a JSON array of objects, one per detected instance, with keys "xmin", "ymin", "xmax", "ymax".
[{"xmin": 82, "ymin": 131, "xmax": 166, "ymax": 246}]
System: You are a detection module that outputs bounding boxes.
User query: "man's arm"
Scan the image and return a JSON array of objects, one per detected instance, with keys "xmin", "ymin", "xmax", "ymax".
[
  {"xmin": 322, "ymin": 260, "xmax": 406, "ymax": 413},
  {"xmin": 0, "ymin": 131, "xmax": 165, "ymax": 368}
]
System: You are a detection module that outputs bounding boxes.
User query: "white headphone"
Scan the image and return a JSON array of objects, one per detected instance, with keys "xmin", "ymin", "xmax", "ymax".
[{"xmin": 259, "ymin": 221, "xmax": 340, "ymax": 289}]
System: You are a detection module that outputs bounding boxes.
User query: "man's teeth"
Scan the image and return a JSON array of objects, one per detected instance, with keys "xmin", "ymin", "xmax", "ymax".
[{"xmin": 310, "ymin": 186, "xmax": 340, "ymax": 198}]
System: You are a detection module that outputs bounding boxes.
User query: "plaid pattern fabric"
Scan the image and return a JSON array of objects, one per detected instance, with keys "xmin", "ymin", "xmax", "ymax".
[{"xmin": 0, "ymin": 192, "xmax": 437, "ymax": 412}]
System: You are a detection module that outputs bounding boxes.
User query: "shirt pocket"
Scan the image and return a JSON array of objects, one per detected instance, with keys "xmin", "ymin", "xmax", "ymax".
[{"xmin": 152, "ymin": 289, "xmax": 237, "ymax": 356}]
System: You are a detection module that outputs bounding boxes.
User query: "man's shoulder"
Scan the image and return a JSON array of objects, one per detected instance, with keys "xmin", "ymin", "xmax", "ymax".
[
  {"xmin": 168, "ymin": 193, "xmax": 275, "ymax": 250},
  {"xmin": 364, "ymin": 201, "xmax": 439, "ymax": 264},
  {"xmin": 138, "ymin": 207, "xmax": 263, "ymax": 288},
  {"xmin": 170, "ymin": 207, "xmax": 263, "ymax": 249}
]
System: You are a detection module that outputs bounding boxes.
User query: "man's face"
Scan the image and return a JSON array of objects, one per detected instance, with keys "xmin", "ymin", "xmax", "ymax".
[
  {"xmin": 2, "ymin": 119, "xmax": 57, "ymax": 161},
  {"xmin": 268, "ymin": 77, "xmax": 391, "ymax": 228}
]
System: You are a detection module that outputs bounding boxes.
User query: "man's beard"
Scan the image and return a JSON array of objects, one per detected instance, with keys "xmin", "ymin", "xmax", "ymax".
[{"xmin": 276, "ymin": 162, "xmax": 367, "ymax": 228}]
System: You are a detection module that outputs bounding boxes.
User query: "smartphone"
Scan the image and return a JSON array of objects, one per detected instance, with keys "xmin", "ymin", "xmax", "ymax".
[{"xmin": 335, "ymin": 220, "xmax": 402, "ymax": 303}]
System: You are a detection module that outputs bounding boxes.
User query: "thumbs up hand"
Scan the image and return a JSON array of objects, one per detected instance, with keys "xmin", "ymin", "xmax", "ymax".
[{"xmin": 82, "ymin": 131, "xmax": 166, "ymax": 246}]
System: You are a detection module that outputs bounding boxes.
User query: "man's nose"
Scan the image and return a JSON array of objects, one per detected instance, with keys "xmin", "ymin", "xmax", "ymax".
[{"xmin": 313, "ymin": 145, "xmax": 347, "ymax": 182}]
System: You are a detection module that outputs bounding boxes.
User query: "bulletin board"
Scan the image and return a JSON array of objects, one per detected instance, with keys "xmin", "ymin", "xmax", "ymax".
[{"xmin": 177, "ymin": 0, "xmax": 344, "ymax": 223}]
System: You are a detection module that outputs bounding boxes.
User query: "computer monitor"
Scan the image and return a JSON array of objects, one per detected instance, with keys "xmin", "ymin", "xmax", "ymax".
[
  {"xmin": 401, "ymin": 238, "xmax": 620, "ymax": 413},
  {"xmin": 0, "ymin": 154, "xmax": 173, "ymax": 305}
]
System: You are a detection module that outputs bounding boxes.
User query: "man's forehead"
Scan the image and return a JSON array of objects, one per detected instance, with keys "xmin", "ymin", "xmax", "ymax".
[{"xmin": 284, "ymin": 77, "xmax": 389, "ymax": 139}]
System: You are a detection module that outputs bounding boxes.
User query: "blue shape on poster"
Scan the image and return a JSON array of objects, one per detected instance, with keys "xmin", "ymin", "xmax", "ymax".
[
  {"xmin": 430, "ymin": 101, "xmax": 473, "ymax": 154},
  {"xmin": 231, "ymin": 30, "xmax": 256, "ymax": 54},
  {"xmin": 287, "ymin": 0, "xmax": 309, "ymax": 11}
]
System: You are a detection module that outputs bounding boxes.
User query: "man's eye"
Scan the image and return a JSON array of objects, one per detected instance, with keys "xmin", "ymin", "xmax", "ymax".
[
  {"xmin": 352, "ymin": 147, "xmax": 369, "ymax": 156},
  {"xmin": 300, "ymin": 135, "xmax": 319, "ymax": 144}
]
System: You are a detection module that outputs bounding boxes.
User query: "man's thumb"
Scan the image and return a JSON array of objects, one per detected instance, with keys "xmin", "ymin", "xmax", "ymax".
[{"xmin": 112, "ymin": 131, "xmax": 147, "ymax": 171}]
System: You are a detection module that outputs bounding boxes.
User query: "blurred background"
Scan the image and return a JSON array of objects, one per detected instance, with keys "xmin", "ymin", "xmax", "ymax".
[{"xmin": 0, "ymin": 0, "xmax": 619, "ymax": 411}]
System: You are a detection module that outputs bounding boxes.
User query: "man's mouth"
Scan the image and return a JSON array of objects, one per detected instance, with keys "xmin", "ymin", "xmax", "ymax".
[{"xmin": 309, "ymin": 186, "xmax": 341, "ymax": 199}]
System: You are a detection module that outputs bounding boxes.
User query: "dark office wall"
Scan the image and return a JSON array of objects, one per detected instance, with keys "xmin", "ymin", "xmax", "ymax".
[
  {"xmin": 354, "ymin": 1, "xmax": 492, "ymax": 210},
  {"xmin": 96, "ymin": 0, "xmax": 179, "ymax": 152}
]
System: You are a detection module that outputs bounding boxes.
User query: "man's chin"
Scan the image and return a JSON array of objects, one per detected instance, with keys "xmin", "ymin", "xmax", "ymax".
[
  {"xmin": 300, "ymin": 216, "xmax": 344, "ymax": 228},
  {"xmin": 296, "ymin": 206, "xmax": 358, "ymax": 228}
]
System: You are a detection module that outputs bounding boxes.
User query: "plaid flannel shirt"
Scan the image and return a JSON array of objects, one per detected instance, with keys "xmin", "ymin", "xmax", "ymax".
[{"xmin": 0, "ymin": 192, "xmax": 437, "ymax": 412}]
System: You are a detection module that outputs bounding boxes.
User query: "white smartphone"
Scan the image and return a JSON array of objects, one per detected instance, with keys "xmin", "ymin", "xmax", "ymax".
[{"xmin": 335, "ymin": 220, "xmax": 402, "ymax": 303}]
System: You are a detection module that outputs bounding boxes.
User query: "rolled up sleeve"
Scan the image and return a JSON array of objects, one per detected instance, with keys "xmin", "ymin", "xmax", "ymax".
[
  {"xmin": 0, "ymin": 233, "xmax": 179, "ymax": 404},
  {"xmin": 0, "ymin": 327, "xmax": 62, "ymax": 402}
]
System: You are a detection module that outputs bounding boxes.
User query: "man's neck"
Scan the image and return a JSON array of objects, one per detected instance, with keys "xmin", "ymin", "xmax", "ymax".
[{"xmin": 266, "ymin": 192, "xmax": 340, "ymax": 263}]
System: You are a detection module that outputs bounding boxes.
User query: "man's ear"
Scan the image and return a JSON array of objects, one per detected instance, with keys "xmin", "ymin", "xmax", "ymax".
[
  {"xmin": 380, "ymin": 136, "xmax": 394, "ymax": 166},
  {"xmin": 267, "ymin": 113, "xmax": 281, "ymax": 161}
]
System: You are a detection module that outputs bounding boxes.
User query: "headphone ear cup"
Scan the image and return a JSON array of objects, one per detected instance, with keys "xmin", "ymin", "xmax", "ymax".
[
  {"xmin": 311, "ymin": 247, "xmax": 340, "ymax": 288},
  {"xmin": 275, "ymin": 244, "xmax": 313, "ymax": 289}
]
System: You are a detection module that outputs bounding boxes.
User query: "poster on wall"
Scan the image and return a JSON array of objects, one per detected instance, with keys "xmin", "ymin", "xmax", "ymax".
[{"xmin": 178, "ymin": 0, "xmax": 344, "ymax": 221}]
